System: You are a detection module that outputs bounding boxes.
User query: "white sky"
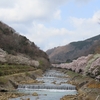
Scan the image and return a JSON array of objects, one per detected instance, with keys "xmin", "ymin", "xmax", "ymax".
[{"xmin": 0, "ymin": 0, "xmax": 100, "ymax": 51}]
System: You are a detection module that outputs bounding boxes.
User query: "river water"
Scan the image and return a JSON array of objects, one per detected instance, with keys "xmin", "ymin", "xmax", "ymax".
[{"xmin": 10, "ymin": 69, "xmax": 77, "ymax": 100}]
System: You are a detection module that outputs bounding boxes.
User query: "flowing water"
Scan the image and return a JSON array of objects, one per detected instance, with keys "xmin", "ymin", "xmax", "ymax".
[{"xmin": 10, "ymin": 69, "xmax": 77, "ymax": 100}]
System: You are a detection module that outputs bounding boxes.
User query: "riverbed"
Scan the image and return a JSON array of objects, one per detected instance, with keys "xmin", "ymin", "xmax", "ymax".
[{"xmin": 9, "ymin": 69, "xmax": 77, "ymax": 100}]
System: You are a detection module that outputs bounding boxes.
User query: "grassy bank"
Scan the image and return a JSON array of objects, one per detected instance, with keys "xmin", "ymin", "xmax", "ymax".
[
  {"xmin": 0, "ymin": 63, "xmax": 43, "ymax": 92},
  {"xmin": 0, "ymin": 63, "xmax": 36, "ymax": 76},
  {"xmin": 0, "ymin": 64, "xmax": 43, "ymax": 100}
]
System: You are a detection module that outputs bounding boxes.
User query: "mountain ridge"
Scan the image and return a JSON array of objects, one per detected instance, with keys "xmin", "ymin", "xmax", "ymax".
[{"xmin": 46, "ymin": 34, "xmax": 100, "ymax": 63}]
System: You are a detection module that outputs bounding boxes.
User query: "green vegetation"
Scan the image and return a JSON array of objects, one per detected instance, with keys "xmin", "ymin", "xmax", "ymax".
[
  {"xmin": 39, "ymin": 60, "xmax": 43, "ymax": 66},
  {"xmin": 38, "ymin": 60, "xmax": 44, "ymax": 70},
  {"xmin": 85, "ymin": 54, "xmax": 100, "ymax": 75},
  {"xmin": 38, "ymin": 59, "xmax": 50, "ymax": 71},
  {"xmin": 66, "ymin": 59, "xmax": 72, "ymax": 63},
  {"xmin": 0, "ymin": 63, "xmax": 35, "ymax": 76},
  {"xmin": 71, "ymin": 35, "xmax": 100, "ymax": 50},
  {"xmin": 67, "ymin": 70, "xmax": 91, "ymax": 82},
  {"xmin": 0, "ymin": 77, "xmax": 8, "ymax": 84},
  {"xmin": 66, "ymin": 70, "xmax": 94, "ymax": 86},
  {"xmin": 70, "ymin": 41, "xmax": 91, "ymax": 50},
  {"xmin": 25, "ymin": 72, "xmax": 30, "ymax": 76},
  {"xmin": 67, "ymin": 70, "xmax": 81, "ymax": 77}
]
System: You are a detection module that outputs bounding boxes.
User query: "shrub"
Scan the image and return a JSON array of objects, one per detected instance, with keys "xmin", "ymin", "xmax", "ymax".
[
  {"xmin": 0, "ymin": 70, "xmax": 4, "ymax": 76},
  {"xmin": 25, "ymin": 72, "xmax": 30, "ymax": 76}
]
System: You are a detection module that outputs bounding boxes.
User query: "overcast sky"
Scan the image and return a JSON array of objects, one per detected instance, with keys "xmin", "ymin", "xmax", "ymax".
[{"xmin": 0, "ymin": 0, "xmax": 100, "ymax": 51}]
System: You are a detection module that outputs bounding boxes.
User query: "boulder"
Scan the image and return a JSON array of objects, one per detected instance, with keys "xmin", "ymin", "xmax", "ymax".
[{"xmin": 32, "ymin": 92, "xmax": 38, "ymax": 96}]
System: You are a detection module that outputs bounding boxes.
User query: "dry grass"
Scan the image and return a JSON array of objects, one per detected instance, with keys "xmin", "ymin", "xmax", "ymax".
[{"xmin": 87, "ymin": 80, "xmax": 100, "ymax": 88}]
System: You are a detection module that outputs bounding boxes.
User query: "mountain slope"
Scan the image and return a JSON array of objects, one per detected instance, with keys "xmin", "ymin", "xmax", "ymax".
[
  {"xmin": 46, "ymin": 34, "xmax": 100, "ymax": 63},
  {"xmin": 0, "ymin": 21, "xmax": 50, "ymax": 70}
]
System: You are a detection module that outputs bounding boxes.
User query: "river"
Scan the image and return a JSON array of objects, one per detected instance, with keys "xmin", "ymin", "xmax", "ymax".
[{"xmin": 10, "ymin": 69, "xmax": 77, "ymax": 100}]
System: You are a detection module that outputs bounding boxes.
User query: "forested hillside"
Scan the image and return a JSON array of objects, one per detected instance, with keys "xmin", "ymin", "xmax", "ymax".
[
  {"xmin": 46, "ymin": 34, "xmax": 100, "ymax": 63},
  {"xmin": 0, "ymin": 21, "xmax": 50, "ymax": 71}
]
